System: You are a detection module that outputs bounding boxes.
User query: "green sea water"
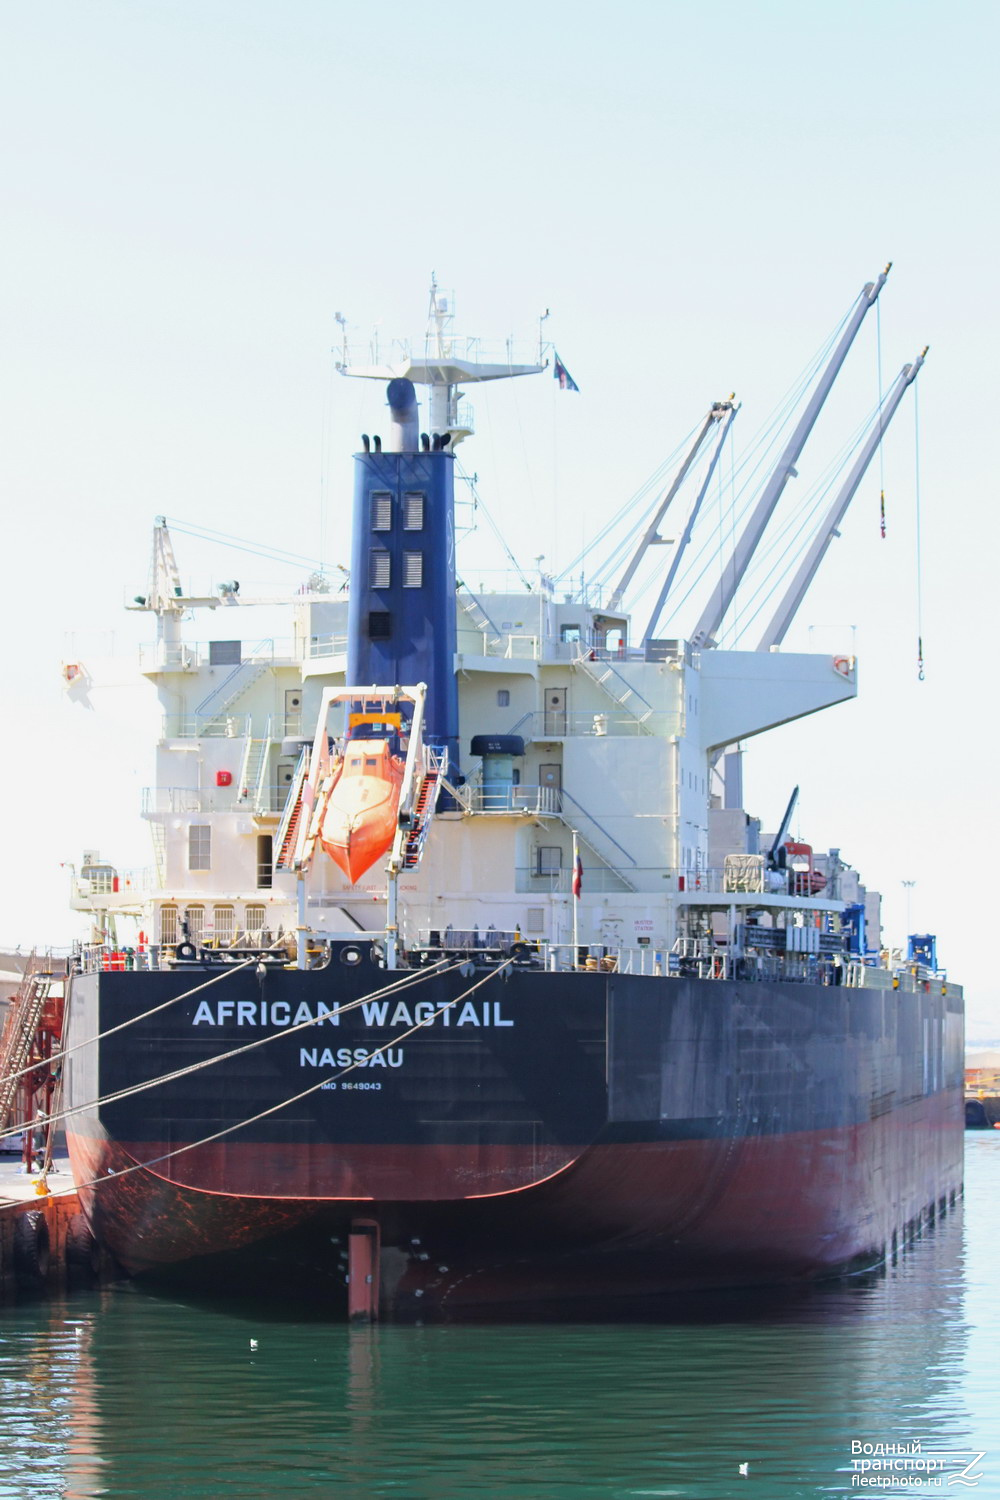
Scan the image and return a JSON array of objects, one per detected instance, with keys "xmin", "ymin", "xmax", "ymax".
[{"xmin": 1, "ymin": 1138, "xmax": 999, "ymax": 1500}]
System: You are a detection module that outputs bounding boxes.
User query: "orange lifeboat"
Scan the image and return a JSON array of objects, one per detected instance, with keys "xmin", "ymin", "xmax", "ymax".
[{"xmin": 319, "ymin": 738, "xmax": 405, "ymax": 883}]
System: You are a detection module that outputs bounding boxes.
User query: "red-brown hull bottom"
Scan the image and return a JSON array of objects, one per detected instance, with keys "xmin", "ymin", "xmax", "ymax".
[{"xmin": 66, "ymin": 1087, "xmax": 962, "ymax": 1316}]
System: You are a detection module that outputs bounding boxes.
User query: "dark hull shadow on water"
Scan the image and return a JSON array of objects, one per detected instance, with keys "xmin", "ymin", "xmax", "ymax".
[
  {"xmin": 132, "ymin": 1261, "xmax": 901, "ymax": 1328},
  {"xmin": 120, "ymin": 1208, "xmax": 935, "ymax": 1329}
]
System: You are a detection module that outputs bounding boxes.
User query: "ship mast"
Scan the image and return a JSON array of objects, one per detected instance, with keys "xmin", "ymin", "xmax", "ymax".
[
  {"xmin": 338, "ymin": 278, "xmax": 546, "ymax": 439},
  {"xmin": 126, "ymin": 516, "xmax": 222, "ymax": 666}
]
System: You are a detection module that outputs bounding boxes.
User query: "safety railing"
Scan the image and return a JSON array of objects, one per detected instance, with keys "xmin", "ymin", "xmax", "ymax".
[
  {"xmin": 160, "ymin": 714, "xmax": 250, "ymax": 740},
  {"xmin": 507, "ymin": 709, "xmax": 683, "ymax": 738},
  {"xmin": 514, "ymin": 866, "xmax": 638, "ymax": 894},
  {"xmin": 140, "ymin": 639, "xmax": 298, "ymax": 673},
  {"xmin": 307, "ymin": 634, "xmax": 349, "ymax": 659},
  {"xmin": 142, "ymin": 784, "xmax": 291, "ymax": 816},
  {"xmin": 70, "ymin": 868, "xmax": 153, "ymax": 904},
  {"xmin": 465, "ymin": 785, "xmax": 561, "ymax": 815}
]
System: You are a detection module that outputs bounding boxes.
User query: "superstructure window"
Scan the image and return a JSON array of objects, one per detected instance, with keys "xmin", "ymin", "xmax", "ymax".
[
  {"xmin": 245, "ymin": 903, "xmax": 266, "ymax": 935},
  {"xmin": 370, "ymin": 492, "xmax": 392, "ymax": 531},
  {"xmin": 188, "ymin": 825, "xmax": 211, "ymax": 870},
  {"xmin": 368, "ymin": 611, "xmax": 391, "ymax": 639},
  {"xmin": 402, "ymin": 551, "xmax": 423, "ymax": 588},
  {"xmin": 369, "ymin": 550, "xmax": 391, "ymax": 589},
  {"xmin": 184, "ymin": 905, "xmax": 205, "ymax": 943},
  {"xmin": 159, "ymin": 905, "xmax": 179, "ymax": 945},
  {"xmin": 535, "ymin": 846, "xmax": 562, "ymax": 876},
  {"xmin": 403, "ymin": 492, "xmax": 425, "ymax": 530},
  {"xmin": 497, "ymin": 689, "xmax": 510, "ymax": 707}
]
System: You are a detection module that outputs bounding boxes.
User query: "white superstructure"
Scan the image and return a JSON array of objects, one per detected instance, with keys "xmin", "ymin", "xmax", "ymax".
[{"xmin": 71, "ymin": 272, "xmax": 930, "ymax": 978}]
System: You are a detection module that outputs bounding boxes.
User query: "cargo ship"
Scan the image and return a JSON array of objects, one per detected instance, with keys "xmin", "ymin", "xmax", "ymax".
[{"xmin": 60, "ymin": 274, "xmax": 964, "ymax": 1316}]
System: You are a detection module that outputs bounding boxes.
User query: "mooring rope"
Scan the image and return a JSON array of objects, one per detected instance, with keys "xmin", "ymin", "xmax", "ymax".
[
  {"xmin": 0, "ymin": 956, "xmax": 459, "ymax": 1146},
  {"xmin": 61, "ymin": 960, "xmax": 514, "ymax": 1199}
]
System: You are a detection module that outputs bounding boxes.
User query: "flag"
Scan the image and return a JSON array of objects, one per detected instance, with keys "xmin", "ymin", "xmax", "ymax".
[
  {"xmin": 572, "ymin": 851, "xmax": 583, "ymax": 898},
  {"xmin": 554, "ymin": 352, "xmax": 579, "ymax": 392}
]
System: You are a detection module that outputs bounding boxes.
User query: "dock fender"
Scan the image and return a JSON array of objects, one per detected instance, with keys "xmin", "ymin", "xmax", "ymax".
[
  {"xmin": 66, "ymin": 1212, "xmax": 101, "ymax": 1280},
  {"xmin": 13, "ymin": 1209, "xmax": 50, "ymax": 1288}
]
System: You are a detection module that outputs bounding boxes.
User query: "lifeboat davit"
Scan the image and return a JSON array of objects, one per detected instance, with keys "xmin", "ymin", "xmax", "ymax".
[{"xmin": 319, "ymin": 738, "xmax": 405, "ymax": 883}]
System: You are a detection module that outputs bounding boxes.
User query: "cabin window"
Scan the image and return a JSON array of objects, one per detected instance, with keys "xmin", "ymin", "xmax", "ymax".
[
  {"xmin": 403, "ymin": 492, "xmax": 425, "ymax": 530},
  {"xmin": 257, "ymin": 834, "xmax": 273, "ymax": 889},
  {"xmin": 403, "ymin": 551, "xmax": 423, "ymax": 588},
  {"xmin": 208, "ymin": 640, "xmax": 241, "ymax": 666},
  {"xmin": 365, "ymin": 757, "xmax": 378, "ymax": 768},
  {"xmin": 560, "ymin": 625, "xmax": 581, "ymax": 643},
  {"xmin": 184, "ymin": 905, "xmax": 205, "ymax": 943},
  {"xmin": 370, "ymin": 492, "xmax": 392, "ymax": 531},
  {"xmin": 188, "ymin": 825, "xmax": 211, "ymax": 870},
  {"xmin": 369, "ymin": 550, "xmax": 391, "ymax": 589},
  {"xmin": 535, "ymin": 846, "xmax": 562, "ymax": 876},
  {"xmin": 368, "ymin": 611, "xmax": 391, "ymax": 639},
  {"xmin": 213, "ymin": 905, "xmax": 235, "ymax": 944},
  {"xmin": 497, "ymin": 689, "xmax": 510, "ymax": 707},
  {"xmin": 159, "ymin": 905, "xmax": 179, "ymax": 945}
]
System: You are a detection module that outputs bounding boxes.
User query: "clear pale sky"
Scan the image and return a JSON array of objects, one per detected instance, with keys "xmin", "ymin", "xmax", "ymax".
[{"xmin": 2, "ymin": 0, "xmax": 997, "ymax": 1035}]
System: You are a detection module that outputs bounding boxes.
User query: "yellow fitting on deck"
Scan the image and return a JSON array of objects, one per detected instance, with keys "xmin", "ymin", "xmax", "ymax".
[{"xmin": 33, "ymin": 1176, "xmax": 49, "ymax": 1197}]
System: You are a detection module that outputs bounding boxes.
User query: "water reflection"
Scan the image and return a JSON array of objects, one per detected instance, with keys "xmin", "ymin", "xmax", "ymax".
[{"xmin": 1, "ymin": 1145, "xmax": 997, "ymax": 1500}]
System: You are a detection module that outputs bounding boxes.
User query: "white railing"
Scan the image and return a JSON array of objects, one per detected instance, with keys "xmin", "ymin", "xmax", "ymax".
[
  {"xmin": 506, "ymin": 709, "xmax": 683, "ymax": 739},
  {"xmin": 160, "ymin": 714, "xmax": 249, "ymax": 740},
  {"xmin": 142, "ymin": 783, "xmax": 289, "ymax": 816},
  {"xmin": 71, "ymin": 868, "xmax": 153, "ymax": 904},
  {"xmin": 465, "ymin": 785, "xmax": 561, "ymax": 816},
  {"xmin": 308, "ymin": 634, "xmax": 349, "ymax": 659},
  {"xmin": 140, "ymin": 639, "xmax": 298, "ymax": 673}
]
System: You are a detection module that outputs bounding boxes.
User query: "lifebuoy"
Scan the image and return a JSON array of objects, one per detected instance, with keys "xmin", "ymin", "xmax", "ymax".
[
  {"xmin": 833, "ymin": 655, "xmax": 852, "ymax": 677},
  {"xmin": 13, "ymin": 1210, "xmax": 50, "ymax": 1288}
]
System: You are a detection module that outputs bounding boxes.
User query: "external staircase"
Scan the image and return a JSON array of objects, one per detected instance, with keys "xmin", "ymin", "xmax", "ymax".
[
  {"xmin": 0, "ymin": 969, "xmax": 50, "ymax": 1132},
  {"xmin": 553, "ymin": 787, "xmax": 638, "ymax": 893},
  {"xmin": 275, "ymin": 746, "xmax": 310, "ymax": 871},
  {"xmin": 458, "ymin": 590, "xmax": 503, "ymax": 652},
  {"xmin": 572, "ymin": 652, "xmax": 655, "ymax": 732},
  {"xmin": 238, "ymin": 717, "xmax": 273, "ymax": 814},
  {"xmin": 195, "ymin": 643, "xmax": 272, "ymax": 725},
  {"xmin": 402, "ymin": 762, "xmax": 442, "ymax": 869}
]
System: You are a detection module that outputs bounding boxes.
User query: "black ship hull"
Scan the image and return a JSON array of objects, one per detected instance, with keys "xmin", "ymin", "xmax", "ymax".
[{"xmin": 65, "ymin": 955, "xmax": 965, "ymax": 1315}]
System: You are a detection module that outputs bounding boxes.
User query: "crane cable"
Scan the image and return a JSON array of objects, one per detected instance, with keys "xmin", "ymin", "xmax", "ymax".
[
  {"xmin": 877, "ymin": 298, "xmax": 886, "ymax": 539},
  {"xmin": 914, "ymin": 377, "xmax": 925, "ymax": 680}
]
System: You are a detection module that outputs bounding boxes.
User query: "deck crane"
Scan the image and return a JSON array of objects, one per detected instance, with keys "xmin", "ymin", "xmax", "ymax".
[
  {"xmin": 690, "ymin": 265, "xmax": 891, "ymax": 649},
  {"xmin": 756, "ymin": 348, "xmax": 928, "ymax": 651},
  {"xmin": 768, "ymin": 785, "xmax": 800, "ymax": 872},
  {"xmin": 641, "ymin": 400, "xmax": 739, "ymax": 646},
  {"xmin": 607, "ymin": 401, "xmax": 735, "ymax": 614}
]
